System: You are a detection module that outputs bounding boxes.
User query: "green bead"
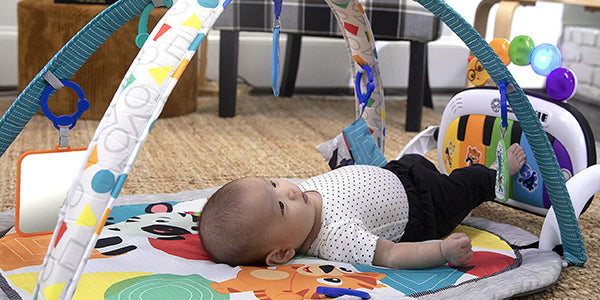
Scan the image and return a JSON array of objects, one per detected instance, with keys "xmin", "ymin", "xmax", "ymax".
[{"xmin": 509, "ymin": 35, "xmax": 535, "ymax": 66}]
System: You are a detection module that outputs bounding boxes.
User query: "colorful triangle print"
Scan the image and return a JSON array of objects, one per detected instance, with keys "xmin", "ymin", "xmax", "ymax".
[
  {"xmin": 55, "ymin": 222, "xmax": 68, "ymax": 248},
  {"xmin": 333, "ymin": 1, "xmax": 349, "ymax": 9},
  {"xmin": 44, "ymin": 282, "xmax": 66, "ymax": 300},
  {"xmin": 124, "ymin": 75, "xmax": 136, "ymax": 89},
  {"xmin": 344, "ymin": 22, "xmax": 359, "ymax": 35},
  {"xmin": 85, "ymin": 145, "xmax": 98, "ymax": 170},
  {"xmin": 149, "ymin": 66, "xmax": 173, "ymax": 85},
  {"xmin": 182, "ymin": 14, "xmax": 202, "ymax": 30},
  {"xmin": 76, "ymin": 204, "xmax": 97, "ymax": 227},
  {"xmin": 154, "ymin": 23, "xmax": 172, "ymax": 42}
]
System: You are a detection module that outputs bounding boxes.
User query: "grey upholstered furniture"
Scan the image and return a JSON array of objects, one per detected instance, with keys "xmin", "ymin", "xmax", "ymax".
[{"xmin": 214, "ymin": 0, "xmax": 442, "ymax": 131}]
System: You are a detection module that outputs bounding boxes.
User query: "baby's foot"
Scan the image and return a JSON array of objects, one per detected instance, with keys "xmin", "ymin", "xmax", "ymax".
[{"xmin": 507, "ymin": 143, "xmax": 526, "ymax": 176}]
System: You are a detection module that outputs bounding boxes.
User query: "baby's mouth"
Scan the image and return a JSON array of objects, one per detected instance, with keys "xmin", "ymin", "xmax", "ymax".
[{"xmin": 302, "ymin": 192, "xmax": 308, "ymax": 203}]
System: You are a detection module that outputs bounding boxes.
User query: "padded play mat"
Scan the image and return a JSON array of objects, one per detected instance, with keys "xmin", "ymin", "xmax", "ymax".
[{"xmin": 0, "ymin": 183, "xmax": 563, "ymax": 299}]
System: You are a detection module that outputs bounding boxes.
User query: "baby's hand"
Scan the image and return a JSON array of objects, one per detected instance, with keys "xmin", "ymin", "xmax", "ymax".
[{"xmin": 441, "ymin": 233, "xmax": 473, "ymax": 266}]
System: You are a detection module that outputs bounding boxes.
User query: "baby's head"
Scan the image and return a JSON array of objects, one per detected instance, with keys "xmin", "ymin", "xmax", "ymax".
[
  {"xmin": 198, "ymin": 177, "xmax": 316, "ymax": 266},
  {"xmin": 198, "ymin": 178, "xmax": 269, "ymax": 266}
]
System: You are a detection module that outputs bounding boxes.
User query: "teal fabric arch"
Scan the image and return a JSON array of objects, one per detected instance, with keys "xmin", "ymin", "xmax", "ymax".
[{"xmin": 415, "ymin": 0, "xmax": 586, "ymax": 265}]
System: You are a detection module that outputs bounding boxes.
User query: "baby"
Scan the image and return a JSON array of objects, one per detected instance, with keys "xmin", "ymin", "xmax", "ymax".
[{"xmin": 198, "ymin": 144, "xmax": 526, "ymax": 269}]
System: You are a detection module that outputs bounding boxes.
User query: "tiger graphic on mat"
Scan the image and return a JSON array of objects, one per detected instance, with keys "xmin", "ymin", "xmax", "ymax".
[{"xmin": 210, "ymin": 263, "xmax": 386, "ymax": 299}]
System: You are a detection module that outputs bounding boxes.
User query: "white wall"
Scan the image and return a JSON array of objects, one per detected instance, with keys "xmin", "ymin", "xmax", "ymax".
[
  {"xmin": 0, "ymin": 0, "xmax": 565, "ymax": 90},
  {"xmin": 560, "ymin": 5, "xmax": 600, "ymax": 102}
]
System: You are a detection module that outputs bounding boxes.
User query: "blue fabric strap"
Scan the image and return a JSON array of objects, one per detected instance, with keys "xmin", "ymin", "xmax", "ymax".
[
  {"xmin": 416, "ymin": 0, "xmax": 586, "ymax": 266},
  {"xmin": 0, "ymin": 0, "xmax": 149, "ymax": 159}
]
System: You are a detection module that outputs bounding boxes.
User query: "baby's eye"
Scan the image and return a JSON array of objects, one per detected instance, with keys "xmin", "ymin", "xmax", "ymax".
[
  {"xmin": 279, "ymin": 201, "xmax": 285, "ymax": 213},
  {"xmin": 271, "ymin": 180, "xmax": 277, "ymax": 188}
]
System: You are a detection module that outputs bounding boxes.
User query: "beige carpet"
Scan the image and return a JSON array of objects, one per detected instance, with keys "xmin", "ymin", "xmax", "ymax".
[{"xmin": 1, "ymin": 94, "xmax": 598, "ymax": 298}]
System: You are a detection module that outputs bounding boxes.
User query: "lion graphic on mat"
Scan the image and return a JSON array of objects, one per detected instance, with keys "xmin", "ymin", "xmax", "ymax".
[{"xmin": 210, "ymin": 263, "xmax": 386, "ymax": 299}]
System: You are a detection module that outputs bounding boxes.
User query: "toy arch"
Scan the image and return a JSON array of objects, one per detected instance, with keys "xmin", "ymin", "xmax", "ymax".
[
  {"xmin": 0, "ymin": 0, "xmax": 585, "ymax": 298},
  {"xmin": 0, "ymin": 0, "xmax": 384, "ymax": 298}
]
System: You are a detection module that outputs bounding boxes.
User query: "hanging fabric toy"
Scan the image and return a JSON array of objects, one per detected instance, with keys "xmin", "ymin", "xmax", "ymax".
[
  {"xmin": 317, "ymin": 65, "xmax": 386, "ymax": 169},
  {"xmin": 15, "ymin": 70, "xmax": 89, "ymax": 236},
  {"xmin": 271, "ymin": 0, "xmax": 283, "ymax": 96},
  {"xmin": 495, "ymin": 82, "xmax": 510, "ymax": 202}
]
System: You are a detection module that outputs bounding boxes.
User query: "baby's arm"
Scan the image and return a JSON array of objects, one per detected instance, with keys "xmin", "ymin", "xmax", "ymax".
[{"xmin": 372, "ymin": 233, "xmax": 473, "ymax": 269}]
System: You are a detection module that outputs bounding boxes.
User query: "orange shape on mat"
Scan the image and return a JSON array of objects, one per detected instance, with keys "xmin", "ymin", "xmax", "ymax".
[{"xmin": 0, "ymin": 233, "xmax": 109, "ymax": 272}]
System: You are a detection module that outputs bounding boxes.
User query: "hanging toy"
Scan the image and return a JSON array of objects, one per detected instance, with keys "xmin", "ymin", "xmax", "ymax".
[
  {"xmin": 467, "ymin": 56, "xmax": 491, "ymax": 86},
  {"xmin": 316, "ymin": 64, "xmax": 386, "ymax": 169},
  {"xmin": 16, "ymin": 71, "xmax": 90, "ymax": 236},
  {"xmin": 530, "ymin": 43, "xmax": 562, "ymax": 76},
  {"xmin": 494, "ymin": 82, "xmax": 509, "ymax": 202},
  {"xmin": 546, "ymin": 67, "xmax": 577, "ymax": 101},
  {"xmin": 271, "ymin": 0, "xmax": 283, "ymax": 96},
  {"xmin": 40, "ymin": 71, "xmax": 90, "ymax": 148},
  {"xmin": 467, "ymin": 36, "xmax": 576, "ymax": 102},
  {"xmin": 508, "ymin": 35, "xmax": 535, "ymax": 66},
  {"xmin": 489, "ymin": 38, "xmax": 511, "ymax": 66}
]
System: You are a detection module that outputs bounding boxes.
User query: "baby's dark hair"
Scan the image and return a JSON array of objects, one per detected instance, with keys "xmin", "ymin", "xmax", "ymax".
[{"xmin": 198, "ymin": 178, "xmax": 269, "ymax": 266}]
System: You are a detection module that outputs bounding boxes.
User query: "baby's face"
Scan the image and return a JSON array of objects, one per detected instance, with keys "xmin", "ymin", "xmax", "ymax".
[{"xmin": 240, "ymin": 178, "xmax": 316, "ymax": 253}]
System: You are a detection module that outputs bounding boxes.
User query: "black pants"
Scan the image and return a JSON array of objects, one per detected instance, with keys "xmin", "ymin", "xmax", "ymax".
[{"xmin": 383, "ymin": 154, "xmax": 496, "ymax": 242}]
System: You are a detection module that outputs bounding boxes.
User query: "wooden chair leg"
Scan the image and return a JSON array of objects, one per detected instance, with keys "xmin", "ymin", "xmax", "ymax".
[
  {"xmin": 218, "ymin": 30, "xmax": 239, "ymax": 118},
  {"xmin": 279, "ymin": 34, "xmax": 302, "ymax": 97},
  {"xmin": 406, "ymin": 40, "xmax": 427, "ymax": 132}
]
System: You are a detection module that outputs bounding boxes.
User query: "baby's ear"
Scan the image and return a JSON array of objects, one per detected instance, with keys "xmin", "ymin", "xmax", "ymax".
[{"xmin": 265, "ymin": 248, "xmax": 295, "ymax": 266}]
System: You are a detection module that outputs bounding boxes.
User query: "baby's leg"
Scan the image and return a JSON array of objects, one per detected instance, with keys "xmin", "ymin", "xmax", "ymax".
[{"xmin": 389, "ymin": 155, "xmax": 496, "ymax": 242}]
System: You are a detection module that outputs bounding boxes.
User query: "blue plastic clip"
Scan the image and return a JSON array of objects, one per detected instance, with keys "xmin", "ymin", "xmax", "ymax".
[
  {"xmin": 40, "ymin": 79, "xmax": 90, "ymax": 130},
  {"xmin": 499, "ymin": 81, "xmax": 508, "ymax": 129},
  {"xmin": 316, "ymin": 286, "xmax": 370, "ymax": 299},
  {"xmin": 355, "ymin": 65, "xmax": 375, "ymax": 109}
]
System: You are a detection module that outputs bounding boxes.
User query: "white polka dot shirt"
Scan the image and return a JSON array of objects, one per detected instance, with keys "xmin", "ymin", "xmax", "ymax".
[{"xmin": 298, "ymin": 165, "xmax": 409, "ymax": 265}]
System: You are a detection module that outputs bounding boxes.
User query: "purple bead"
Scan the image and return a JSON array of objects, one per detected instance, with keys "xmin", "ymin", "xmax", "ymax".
[{"xmin": 546, "ymin": 68, "xmax": 577, "ymax": 101}]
